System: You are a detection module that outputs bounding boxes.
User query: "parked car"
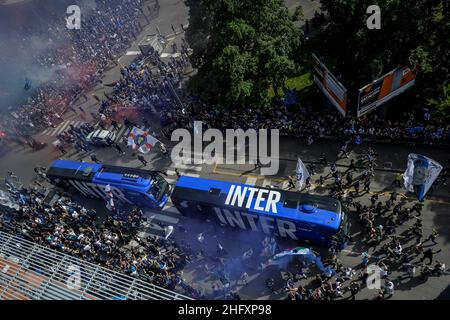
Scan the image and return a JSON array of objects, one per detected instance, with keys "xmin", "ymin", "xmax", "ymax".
[{"xmin": 86, "ymin": 129, "xmax": 117, "ymax": 147}]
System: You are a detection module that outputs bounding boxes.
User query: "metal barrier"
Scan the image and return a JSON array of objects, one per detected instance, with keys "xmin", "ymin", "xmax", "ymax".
[{"xmin": 0, "ymin": 231, "xmax": 193, "ymax": 300}]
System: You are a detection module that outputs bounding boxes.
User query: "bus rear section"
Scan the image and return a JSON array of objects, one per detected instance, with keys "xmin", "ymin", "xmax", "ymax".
[
  {"xmin": 46, "ymin": 160, "xmax": 170, "ymax": 210},
  {"xmin": 171, "ymin": 176, "xmax": 350, "ymax": 249}
]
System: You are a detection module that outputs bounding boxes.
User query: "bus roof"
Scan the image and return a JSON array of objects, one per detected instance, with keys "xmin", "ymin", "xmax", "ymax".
[
  {"xmin": 46, "ymin": 160, "xmax": 103, "ymax": 182},
  {"xmin": 172, "ymin": 176, "xmax": 342, "ymax": 231},
  {"xmin": 47, "ymin": 160, "xmax": 156, "ymax": 190}
]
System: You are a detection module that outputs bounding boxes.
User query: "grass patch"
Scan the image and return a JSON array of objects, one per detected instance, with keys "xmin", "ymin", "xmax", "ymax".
[{"xmin": 268, "ymin": 72, "xmax": 313, "ymax": 98}]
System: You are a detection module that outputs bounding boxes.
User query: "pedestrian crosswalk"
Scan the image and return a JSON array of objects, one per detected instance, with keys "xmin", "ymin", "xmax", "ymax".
[
  {"xmin": 42, "ymin": 120, "xmax": 86, "ymax": 137},
  {"xmin": 41, "ymin": 119, "xmax": 153, "ymax": 146}
]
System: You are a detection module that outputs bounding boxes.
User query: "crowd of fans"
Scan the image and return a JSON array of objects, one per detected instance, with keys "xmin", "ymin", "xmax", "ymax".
[
  {"xmin": 1, "ymin": 0, "xmax": 151, "ymax": 140},
  {"xmin": 96, "ymin": 39, "xmax": 190, "ymax": 125},
  {"xmin": 278, "ymin": 148, "xmax": 447, "ymax": 300},
  {"xmin": 163, "ymin": 102, "xmax": 450, "ymax": 146},
  {"xmin": 0, "ymin": 182, "xmax": 205, "ymax": 298},
  {"xmin": 86, "ymin": 41, "xmax": 449, "ymax": 149}
]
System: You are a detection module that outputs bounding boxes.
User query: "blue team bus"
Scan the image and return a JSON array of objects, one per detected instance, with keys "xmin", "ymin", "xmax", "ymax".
[
  {"xmin": 46, "ymin": 160, "xmax": 170, "ymax": 209},
  {"xmin": 171, "ymin": 176, "xmax": 350, "ymax": 249}
]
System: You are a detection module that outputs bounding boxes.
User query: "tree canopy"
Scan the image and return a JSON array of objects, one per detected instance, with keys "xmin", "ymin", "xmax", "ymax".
[
  {"xmin": 185, "ymin": 0, "xmax": 302, "ymax": 108},
  {"xmin": 319, "ymin": 0, "xmax": 449, "ymax": 112},
  {"xmin": 184, "ymin": 0, "xmax": 449, "ymax": 117}
]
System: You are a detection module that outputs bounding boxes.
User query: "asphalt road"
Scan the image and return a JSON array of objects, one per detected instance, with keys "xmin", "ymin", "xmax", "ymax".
[{"xmin": 0, "ymin": 0, "xmax": 449, "ymax": 300}]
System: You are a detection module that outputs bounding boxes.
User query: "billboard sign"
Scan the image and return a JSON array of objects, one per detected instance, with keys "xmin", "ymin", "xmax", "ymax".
[
  {"xmin": 357, "ymin": 66, "xmax": 416, "ymax": 117},
  {"xmin": 312, "ymin": 53, "xmax": 348, "ymax": 116}
]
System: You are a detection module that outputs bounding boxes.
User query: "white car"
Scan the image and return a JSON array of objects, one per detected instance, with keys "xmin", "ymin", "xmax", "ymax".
[{"xmin": 86, "ymin": 129, "xmax": 117, "ymax": 147}]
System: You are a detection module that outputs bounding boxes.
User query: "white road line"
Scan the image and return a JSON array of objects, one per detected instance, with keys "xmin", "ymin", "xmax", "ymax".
[
  {"xmin": 114, "ymin": 126, "xmax": 128, "ymax": 142},
  {"xmin": 126, "ymin": 50, "xmax": 141, "ymax": 56},
  {"xmin": 165, "ymin": 178, "xmax": 177, "ymax": 184},
  {"xmin": 47, "ymin": 121, "xmax": 66, "ymax": 136},
  {"xmin": 173, "ymin": 163, "xmax": 203, "ymax": 171},
  {"xmin": 42, "ymin": 128, "xmax": 52, "ymax": 135},
  {"xmin": 123, "ymin": 128, "xmax": 131, "ymax": 136},
  {"xmin": 162, "ymin": 206, "xmax": 180, "ymax": 215},
  {"xmin": 183, "ymin": 173, "xmax": 200, "ymax": 178},
  {"xmin": 140, "ymin": 225, "xmax": 164, "ymax": 237},
  {"xmin": 245, "ymin": 177, "xmax": 257, "ymax": 185},
  {"xmin": 54, "ymin": 120, "xmax": 71, "ymax": 135}
]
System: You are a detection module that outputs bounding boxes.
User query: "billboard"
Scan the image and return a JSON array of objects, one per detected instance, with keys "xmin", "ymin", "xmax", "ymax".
[
  {"xmin": 357, "ymin": 66, "xmax": 416, "ymax": 117},
  {"xmin": 312, "ymin": 53, "xmax": 348, "ymax": 116}
]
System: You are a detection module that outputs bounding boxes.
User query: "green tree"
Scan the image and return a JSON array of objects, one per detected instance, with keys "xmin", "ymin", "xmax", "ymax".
[{"xmin": 185, "ymin": 0, "xmax": 302, "ymax": 108}]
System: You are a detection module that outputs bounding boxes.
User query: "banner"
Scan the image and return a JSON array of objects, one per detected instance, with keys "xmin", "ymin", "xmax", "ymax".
[
  {"xmin": 357, "ymin": 66, "xmax": 416, "ymax": 117},
  {"xmin": 312, "ymin": 53, "xmax": 348, "ymax": 116},
  {"xmin": 403, "ymin": 154, "xmax": 443, "ymax": 201},
  {"xmin": 128, "ymin": 127, "xmax": 159, "ymax": 154},
  {"xmin": 296, "ymin": 157, "xmax": 310, "ymax": 190}
]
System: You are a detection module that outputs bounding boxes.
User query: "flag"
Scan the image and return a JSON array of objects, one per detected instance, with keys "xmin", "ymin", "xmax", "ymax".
[
  {"xmin": 127, "ymin": 127, "xmax": 159, "ymax": 154},
  {"xmin": 403, "ymin": 153, "xmax": 443, "ymax": 201},
  {"xmin": 295, "ymin": 157, "xmax": 310, "ymax": 190}
]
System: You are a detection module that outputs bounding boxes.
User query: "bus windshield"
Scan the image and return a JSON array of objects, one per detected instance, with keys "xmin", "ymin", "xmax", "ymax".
[{"xmin": 148, "ymin": 174, "xmax": 169, "ymax": 202}]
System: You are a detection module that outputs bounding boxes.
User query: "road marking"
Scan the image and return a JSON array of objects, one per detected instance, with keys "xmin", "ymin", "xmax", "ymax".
[
  {"xmin": 114, "ymin": 126, "xmax": 129, "ymax": 142},
  {"xmin": 126, "ymin": 50, "xmax": 141, "ymax": 56},
  {"xmin": 162, "ymin": 206, "xmax": 180, "ymax": 215},
  {"xmin": 173, "ymin": 164, "xmax": 202, "ymax": 171},
  {"xmin": 212, "ymin": 162, "xmax": 285, "ymax": 182},
  {"xmin": 245, "ymin": 177, "xmax": 257, "ymax": 185},
  {"xmin": 165, "ymin": 178, "xmax": 177, "ymax": 184},
  {"xmin": 53, "ymin": 120, "xmax": 72, "ymax": 136},
  {"xmin": 46, "ymin": 122, "xmax": 65, "ymax": 136},
  {"xmin": 42, "ymin": 127, "xmax": 53, "ymax": 135},
  {"xmin": 184, "ymin": 173, "xmax": 200, "ymax": 178},
  {"xmin": 160, "ymin": 52, "xmax": 181, "ymax": 58},
  {"xmin": 42, "ymin": 120, "xmax": 87, "ymax": 136}
]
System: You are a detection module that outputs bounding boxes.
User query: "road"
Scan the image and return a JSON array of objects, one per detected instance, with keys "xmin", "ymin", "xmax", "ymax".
[{"xmin": 0, "ymin": 0, "xmax": 449, "ymax": 300}]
